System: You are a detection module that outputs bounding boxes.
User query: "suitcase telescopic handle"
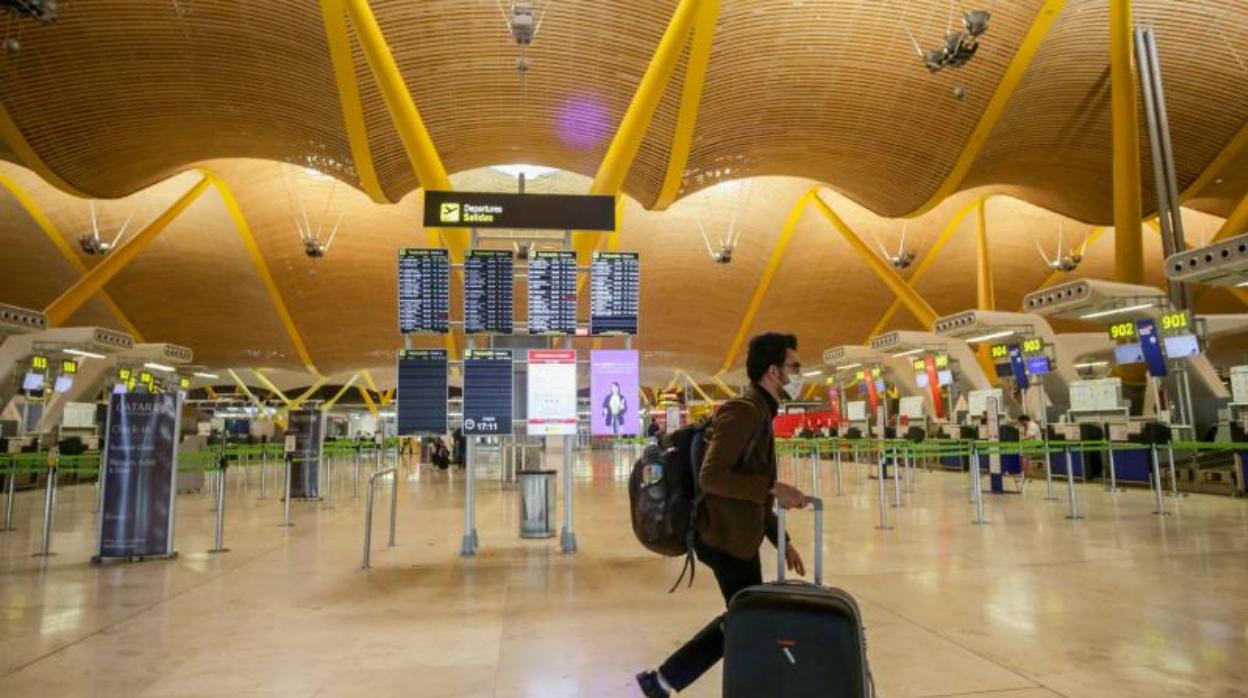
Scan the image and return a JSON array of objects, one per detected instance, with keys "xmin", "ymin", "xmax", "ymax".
[{"xmin": 775, "ymin": 496, "xmax": 823, "ymax": 585}]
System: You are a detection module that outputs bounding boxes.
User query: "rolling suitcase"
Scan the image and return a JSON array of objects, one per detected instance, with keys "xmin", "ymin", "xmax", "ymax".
[{"xmin": 722, "ymin": 497, "xmax": 874, "ymax": 697}]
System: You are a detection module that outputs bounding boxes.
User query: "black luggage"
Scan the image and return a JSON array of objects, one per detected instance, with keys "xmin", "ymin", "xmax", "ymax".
[{"xmin": 722, "ymin": 497, "xmax": 874, "ymax": 697}]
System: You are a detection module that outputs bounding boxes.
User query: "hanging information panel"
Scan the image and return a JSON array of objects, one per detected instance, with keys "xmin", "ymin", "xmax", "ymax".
[
  {"xmin": 526, "ymin": 349, "xmax": 577, "ymax": 435},
  {"xmin": 527, "ymin": 250, "xmax": 577, "ymax": 335},
  {"xmin": 590, "ymin": 350, "xmax": 640, "ymax": 436},
  {"xmin": 463, "ymin": 349, "xmax": 513, "ymax": 436},
  {"xmin": 424, "ymin": 190, "xmax": 616, "ymax": 231},
  {"xmin": 286, "ymin": 408, "xmax": 325, "ymax": 499},
  {"xmin": 397, "ymin": 349, "xmax": 448, "ymax": 435},
  {"xmin": 590, "ymin": 252, "xmax": 640, "ymax": 336},
  {"xmin": 398, "ymin": 248, "xmax": 450, "ymax": 334},
  {"xmin": 464, "ymin": 249, "xmax": 514, "ymax": 334},
  {"xmin": 96, "ymin": 393, "xmax": 180, "ymax": 560}
]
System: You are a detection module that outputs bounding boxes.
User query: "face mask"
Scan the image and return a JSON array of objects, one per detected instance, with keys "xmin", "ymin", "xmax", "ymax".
[{"xmin": 782, "ymin": 374, "xmax": 805, "ymax": 401}]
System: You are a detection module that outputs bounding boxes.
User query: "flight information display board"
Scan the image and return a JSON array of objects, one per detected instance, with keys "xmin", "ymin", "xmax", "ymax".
[
  {"xmin": 527, "ymin": 250, "xmax": 577, "ymax": 335},
  {"xmin": 397, "ymin": 349, "xmax": 448, "ymax": 435},
  {"xmin": 590, "ymin": 252, "xmax": 640, "ymax": 335},
  {"xmin": 398, "ymin": 249, "xmax": 450, "ymax": 334},
  {"xmin": 464, "ymin": 249, "xmax": 514, "ymax": 334},
  {"xmin": 463, "ymin": 349, "xmax": 513, "ymax": 436}
]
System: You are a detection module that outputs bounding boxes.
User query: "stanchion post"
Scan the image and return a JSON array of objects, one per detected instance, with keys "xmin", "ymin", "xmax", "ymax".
[
  {"xmin": 209, "ymin": 461, "xmax": 229, "ymax": 554},
  {"xmin": 2, "ymin": 461, "xmax": 16, "ymax": 531},
  {"xmin": 362, "ymin": 467, "xmax": 398, "ymax": 570},
  {"xmin": 258, "ymin": 451, "xmax": 267, "ymax": 499},
  {"xmin": 1042, "ymin": 439, "xmax": 1057, "ymax": 500},
  {"xmin": 875, "ymin": 445, "xmax": 892, "ymax": 531},
  {"xmin": 34, "ymin": 464, "xmax": 57, "ymax": 557},
  {"xmin": 461, "ymin": 437, "xmax": 477, "ymax": 556},
  {"xmin": 280, "ymin": 453, "xmax": 294, "ymax": 527},
  {"xmin": 810, "ymin": 442, "xmax": 821, "ymax": 496},
  {"xmin": 388, "ymin": 467, "xmax": 398, "ymax": 547},
  {"xmin": 833, "ymin": 441, "xmax": 843, "ymax": 496},
  {"xmin": 1105, "ymin": 440, "xmax": 1122, "ymax": 494},
  {"xmin": 354, "ymin": 447, "xmax": 362, "ymax": 499},
  {"xmin": 1064, "ymin": 444, "xmax": 1082, "ymax": 520},
  {"xmin": 1150, "ymin": 444, "xmax": 1169, "ymax": 516},
  {"xmin": 971, "ymin": 443, "xmax": 987, "ymax": 525},
  {"xmin": 560, "ymin": 433, "xmax": 577, "ymax": 554},
  {"xmin": 891, "ymin": 444, "xmax": 902, "ymax": 508},
  {"xmin": 1165, "ymin": 444, "xmax": 1184, "ymax": 499}
]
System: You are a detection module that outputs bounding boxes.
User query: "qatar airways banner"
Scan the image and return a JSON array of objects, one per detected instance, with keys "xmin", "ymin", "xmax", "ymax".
[
  {"xmin": 96, "ymin": 393, "xmax": 180, "ymax": 560},
  {"xmin": 590, "ymin": 350, "xmax": 639, "ymax": 437}
]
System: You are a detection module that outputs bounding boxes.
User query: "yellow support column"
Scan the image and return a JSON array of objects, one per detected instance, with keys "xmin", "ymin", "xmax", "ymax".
[
  {"xmin": 1110, "ymin": 0, "xmax": 1144, "ymax": 283},
  {"xmin": 975, "ymin": 198, "xmax": 995, "ymax": 310},
  {"xmin": 323, "ymin": 374, "xmax": 361, "ymax": 411},
  {"xmin": 1211, "ymin": 192, "xmax": 1248, "ymax": 244},
  {"xmin": 653, "ymin": 0, "xmax": 720, "ymax": 210},
  {"xmin": 810, "ymin": 195, "xmax": 938, "ymax": 329},
  {"xmin": 44, "ymin": 176, "xmax": 211, "ymax": 327}
]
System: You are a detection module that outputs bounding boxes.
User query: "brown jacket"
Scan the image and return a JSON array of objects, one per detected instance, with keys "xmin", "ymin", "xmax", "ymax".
[{"xmin": 696, "ymin": 384, "xmax": 784, "ymax": 560}]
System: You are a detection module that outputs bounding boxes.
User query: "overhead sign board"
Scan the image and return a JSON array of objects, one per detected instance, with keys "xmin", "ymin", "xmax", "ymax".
[
  {"xmin": 463, "ymin": 349, "xmax": 513, "ymax": 436},
  {"xmin": 590, "ymin": 252, "xmax": 640, "ymax": 335},
  {"xmin": 397, "ymin": 349, "xmax": 449, "ymax": 435},
  {"xmin": 527, "ymin": 250, "xmax": 578, "ymax": 335},
  {"xmin": 398, "ymin": 248, "xmax": 451, "ymax": 334},
  {"xmin": 424, "ymin": 190, "xmax": 616, "ymax": 231},
  {"xmin": 464, "ymin": 249, "xmax": 515, "ymax": 334}
]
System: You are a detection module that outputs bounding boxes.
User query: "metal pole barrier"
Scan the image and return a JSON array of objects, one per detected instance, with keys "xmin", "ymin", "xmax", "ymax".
[
  {"xmin": 461, "ymin": 438, "xmax": 477, "ymax": 556},
  {"xmin": 354, "ymin": 447, "xmax": 362, "ymax": 499},
  {"xmin": 1165, "ymin": 444, "xmax": 1184, "ymax": 499},
  {"xmin": 389, "ymin": 465, "xmax": 398, "ymax": 547},
  {"xmin": 280, "ymin": 453, "xmax": 294, "ymax": 527},
  {"xmin": 1043, "ymin": 439, "xmax": 1057, "ymax": 500},
  {"xmin": 1064, "ymin": 444, "xmax": 1082, "ymax": 520},
  {"xmin": 875, "ymin": 445, "xmax": 892, "ymax": 530},
  {"xmin": 560, "ymin": 433, "xmax": 577, "ymax": 553},
  {"xmin": 891, "ymin": 444, "xmax": 902, "ymax": 508},
  {"xmin": 833, "ymin": 442, "xmax": 843, "ymax": 496},
  {"xmin": 1150, "ymin": 445, "xmax": 1169, "ymax": 516},
  {"xmin": 2, "ymin": 462, "xmax": 16, "ymax": 531},
  {"xmin": 906, "ymin": 447, "xmax": 915, "ymax": 494},
  {"xmin": 362, "ymin": 467, "xmax": 398, "ymax": 570},
  {"xmin": 810, "ymin": 442, "xmax": 821, "ymax": 497},
  {"xmin": 1105, "ymin": 442, "xmax": 1122, "ymax": 493},
  {"xmin": 971, "ymin": 444, "xmax": 987, "ymax": 524},
  {"xmin": 34, "ymin": 465, "xmax": 57, "ymax": 557},
  {"xmin": 209, "ymin": 462, "xmax": 229, "ymax": 553},
  {"xmin": 258, "ymin": 451, "xmax": 267, "ymax": 499}
]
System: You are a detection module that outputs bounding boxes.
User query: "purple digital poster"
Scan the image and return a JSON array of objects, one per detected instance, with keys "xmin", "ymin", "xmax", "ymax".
[{"xmin": 590, "ymin": 350, "xmax": 640, "ymax": 437}]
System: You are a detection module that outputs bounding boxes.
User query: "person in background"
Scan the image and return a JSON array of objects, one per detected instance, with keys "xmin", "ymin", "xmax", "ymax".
[
  {"xmin": 636, "ymin": 332, "xmax": 809, "ymax": 697},
  {"xmin": 1019, "ymin": 414, "xmax": 1042, "ymax": 442},
  {"xmin": 647, "ymin": 419, "xmax": 662, "ymax": 441}
]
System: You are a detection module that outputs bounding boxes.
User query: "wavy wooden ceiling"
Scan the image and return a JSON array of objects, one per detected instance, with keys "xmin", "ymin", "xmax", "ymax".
[
  {"xmin": 0, "ymin": 1, "xmax": 1246, "ymax": 386},
  {"xmin": 0, "ymin": 1, "xmax": 1243, "ymax": 220}
]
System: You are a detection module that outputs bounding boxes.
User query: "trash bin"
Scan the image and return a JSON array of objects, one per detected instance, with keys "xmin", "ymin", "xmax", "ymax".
[{"xmin": 518, "ymin": 469, "xmax": 557, "ymax": 538}]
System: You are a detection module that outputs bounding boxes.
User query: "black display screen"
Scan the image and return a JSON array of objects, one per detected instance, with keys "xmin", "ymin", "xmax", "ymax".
[
  {"xmin": 464, "ymin": 249, "xmax": 514, "ymax": 334},
  {"xmin": 398, "ymin": 249, "xmax": 450, "ymax": 334},
  {"xmin": 397, "ymin": 349, "xmax": 448, "ymax": 435},
  {"xmin": 527, "ymin": 250, "xmax": 578, "ymax": 335},
  {"xmin": 463, "ymin": 349, "xmax": 513, "ymax": 436},
  {"xmin": 590, "ymin": 251, "xmax": 640, "ymax": 335}
]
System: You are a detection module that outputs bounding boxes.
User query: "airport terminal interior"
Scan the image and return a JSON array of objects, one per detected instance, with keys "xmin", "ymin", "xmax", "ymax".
[{"xmin": 1, "ymin": 1, "xmax": 1247, "ymax": 696}]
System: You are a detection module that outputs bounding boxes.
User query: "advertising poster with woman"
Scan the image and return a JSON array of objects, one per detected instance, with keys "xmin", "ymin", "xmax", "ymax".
[{"xmin": 590, "ymin": 350, "xmax": 640, "ymax": 436}]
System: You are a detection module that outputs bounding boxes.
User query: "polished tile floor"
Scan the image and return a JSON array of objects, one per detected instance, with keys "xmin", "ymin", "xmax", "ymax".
[{"xmin": 1, "ymin": 447, "xmax": 1246, "ymax": 697}]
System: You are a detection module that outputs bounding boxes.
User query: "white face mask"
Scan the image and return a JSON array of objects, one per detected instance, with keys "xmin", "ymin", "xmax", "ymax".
[{"xmin": 782, "ymin": 374, "xmax": 805, "ymax": 401}]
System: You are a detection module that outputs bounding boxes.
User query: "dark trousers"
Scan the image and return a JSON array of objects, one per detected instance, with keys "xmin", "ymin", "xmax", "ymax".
[{"xmin": 658, "ymin": 539, "xmax": 762, "ymax": 691}]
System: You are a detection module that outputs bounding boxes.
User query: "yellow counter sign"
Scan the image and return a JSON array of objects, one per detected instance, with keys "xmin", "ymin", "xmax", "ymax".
[{"xmin": 1108, "ymin": 321, "xmax": 1136, "ymax": 341}]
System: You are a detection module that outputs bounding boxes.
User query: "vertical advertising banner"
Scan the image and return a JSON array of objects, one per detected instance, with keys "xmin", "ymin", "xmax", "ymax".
[
  {"xmin": 1135, "ymin": 318, "xmax": 1169, "ymax": 378},
  {"xmin": 97, "ymin": 393, "xmax": 180, "ymax": 560},
  {"xmin": 923, "ymin": 356, "xmax": 946, "ymax": 419},
  {"xmin": 828, "ymin": 387, "xmax": 842, "ymax": 425},
  {"xmin": 526, "ymin": 349, "xmax": 578, "ymax": 435},
  {"xmin": 287, "ymin": 408, "xmax": 325, "ymax": 498},
  {"xmin": 1007, "ymin": 344, "xmax": 1030, "ymax": 390},
  {"xmin": 590, "ymin": 350, "xmax": 640, "ymax": 437}
]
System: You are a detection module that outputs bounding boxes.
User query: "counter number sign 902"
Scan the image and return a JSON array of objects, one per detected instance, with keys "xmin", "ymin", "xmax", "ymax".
[{"xmin": 1108, "ymin": 321, "xmax": 1135, "ymax": 341}]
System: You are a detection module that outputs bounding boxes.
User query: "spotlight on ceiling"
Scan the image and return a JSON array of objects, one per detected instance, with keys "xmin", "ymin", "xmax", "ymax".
[
  {"xmin": 912, "ymin": 9, "xmax": 990, "ymax": 74},
  {"xmin": 2, "ymin": 0, "xmax": 58, "ymax": 24},
  {"xmin": 509, "ymin": 2, "xmax": 535, "ymax": 45},
  {"xmin": 77, "ymin": 234, "xmax": 114, "ymax": 256}
]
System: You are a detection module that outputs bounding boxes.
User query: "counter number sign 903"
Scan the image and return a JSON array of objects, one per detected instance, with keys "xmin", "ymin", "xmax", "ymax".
[
  {"xmin": 1022, "ymin": 337, "xmax": 1044, "ymax": 354},
  {"xmin": 1109, "ymin": 321, "xmax": 1135, "ymax": 341}
]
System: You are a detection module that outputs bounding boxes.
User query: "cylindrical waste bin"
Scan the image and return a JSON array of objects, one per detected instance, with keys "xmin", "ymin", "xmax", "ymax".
[{"xmin": 519, "ymin": 469, "xmax": 557, "ymax": 538}]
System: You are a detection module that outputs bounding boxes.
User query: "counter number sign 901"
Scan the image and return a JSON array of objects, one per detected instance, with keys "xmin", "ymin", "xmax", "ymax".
[
  {"xmin": 1160, "ymin": 310, "xmax": 1190, "ymax": 334},
  {"xmin": 1109, "ymin": 321, "xmax": 1135, "ymax": 341}
]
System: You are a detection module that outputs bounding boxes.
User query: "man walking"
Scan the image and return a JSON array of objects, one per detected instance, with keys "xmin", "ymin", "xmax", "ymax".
[{"xmin": 636, "ymin": 332, "xmax": 810, "ymax": 696}]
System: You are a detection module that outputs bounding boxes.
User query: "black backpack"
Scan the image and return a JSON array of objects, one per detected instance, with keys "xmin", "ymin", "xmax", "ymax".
[{"xmin": 628, "ymin": 402, "xmax": 767, "ymax": 591}]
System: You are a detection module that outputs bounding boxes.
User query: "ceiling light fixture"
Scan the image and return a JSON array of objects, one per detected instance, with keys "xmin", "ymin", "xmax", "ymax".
[
  {"xmin": 834, "ymin": 362, "xmax": 862, "ymax": 371},
  {"xmin": 892, "ymin": 348, "xmax": 923, "ymax": 357},
  {"xmin": 964, "ymin": 330, "xmax": 1015, "ymax": 343},
  {"xmin": 1073, "ymin": 361, "xmax": 1109, "ymax": 369},
  {"xmin": 144, "ymin": 362, "xmax": 176, "ymax": 373},
  {"xmin": 64, "ymin": 348, "xmax": 107, "ymax": 359},
  {"xmin": 1079, "ymin": 303, "xmax": 1155, "ymax": 320}
]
